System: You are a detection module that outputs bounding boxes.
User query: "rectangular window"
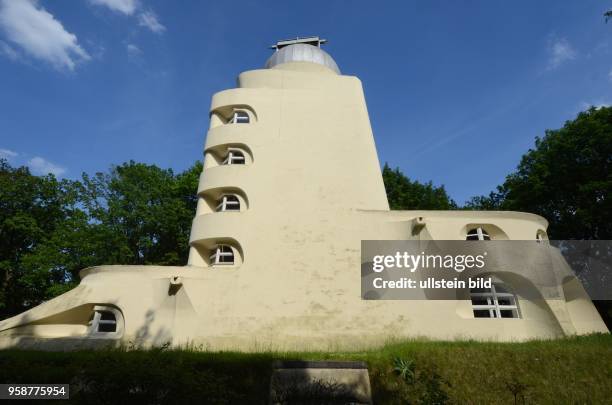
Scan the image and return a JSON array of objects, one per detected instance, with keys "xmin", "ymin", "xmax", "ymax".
[
  {"xmin": 223, "ymin": 150, "xmax": 246, "ymax": 165},
  {"xmin": 216, "ymin": 195, "xmax": 240, "ymax": 212},
  {"xmin": 231, "ymin": 111, "xmax": 250, "ymax": 124},
  {"xmin": 210, "ymin": 246, "xmax": 234, "ymax": 265},
  {"xmin": 88, "ymin": 308, "xmax": 119, "ymax": 334}
]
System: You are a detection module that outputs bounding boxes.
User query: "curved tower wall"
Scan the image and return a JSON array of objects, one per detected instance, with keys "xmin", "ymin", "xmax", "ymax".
[{"xmin": 188, "ymin": 62, "xmax": 389, "ymax": 267}]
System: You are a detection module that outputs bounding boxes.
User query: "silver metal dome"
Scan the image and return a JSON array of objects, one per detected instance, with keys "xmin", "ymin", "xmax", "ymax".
[{"xmin": 265, "ymin": 43, "xmax": 340, "ymax": 74}]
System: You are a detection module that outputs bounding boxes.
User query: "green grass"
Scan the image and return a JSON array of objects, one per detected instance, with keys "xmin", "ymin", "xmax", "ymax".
[{"xmin": 0, "ymin": 334, "xmax": 610, "ymax": 404}]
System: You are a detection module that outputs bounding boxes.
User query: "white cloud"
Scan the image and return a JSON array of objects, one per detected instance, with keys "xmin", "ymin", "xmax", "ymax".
[
  {"xmin": 0, "ymin": 39, "xmax": 18, "ymax": 60},
  {"xmin": 138, "ymin": 10, "xmax": 165, "ymax": 34},
  {"xmin": 27, "ymin": 156, "xmax": 66, "ymax": 177},
  {"xmin": 0, "ymin": 0, "xmax": 90, "ymax": 71},
  {"xmin": 579, "ymin": 100, "xmax": 610, "ymax": 111},
  {"xmin": 547, "ymin": 38, "xmax": 576, "ymax": 70},
  {"xmin": 608, "ymin": 69, "xmax": 612, "ymax": 83},
  {"xmin": 126, "ymin": 43, "xmax": 142, "ymax": 56},
  {"xmin": 89, "ymin": 0, "xmax": 138, "ymax": 15},
  {"xmin": 0, "ymin": 148, "xmax": 17, "ymax": 159},
  {"xmin": 89, "ymin": 0, "xmax": 165, "ymax": 34}
]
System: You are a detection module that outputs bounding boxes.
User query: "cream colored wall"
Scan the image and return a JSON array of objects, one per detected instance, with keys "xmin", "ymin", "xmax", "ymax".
[
  {"xmin": 0, "ymin": 59, "xmax": 607, "ymax": 351},
  {"xmin": 188, "ymin": 63, "xmax": 389, "ymax": 266}
]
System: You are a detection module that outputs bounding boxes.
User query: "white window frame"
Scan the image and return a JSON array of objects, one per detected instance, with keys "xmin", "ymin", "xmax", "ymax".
[
  {"xmin": 466, "ymin": 227, "xmax": 491, "ymax": 241},
  {"xmin": 222, "ymin": 149, "xmax": 246, "ymax": 165},
  {"xmin": 88, "ymin": 305, "xmax": 123, "ymax": 337},
  {"xmin": 216, "ymin": 195, "xmax": 240, "ymax": 212},
  {"xmin": 230, "ymin": 110, "xmax": 250, "ymax": 124},
  {"xmin": 470, "ymin": 283, "xmax": 520, "ymax": 318},
  {"xmin": 209, "ymin": 245, "xmax": 234, "ymax": 265}
]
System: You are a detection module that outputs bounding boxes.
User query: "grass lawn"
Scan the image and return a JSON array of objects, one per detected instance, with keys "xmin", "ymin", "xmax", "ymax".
[{"xmin": 0, "ymin": 334, "xmax": 610, "ymax": 404}]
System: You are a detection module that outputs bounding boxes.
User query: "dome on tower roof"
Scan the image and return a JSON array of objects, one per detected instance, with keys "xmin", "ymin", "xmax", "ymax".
[{"xmin": 265, "ymin": 43, "xmax": 340, "ymax": 74}]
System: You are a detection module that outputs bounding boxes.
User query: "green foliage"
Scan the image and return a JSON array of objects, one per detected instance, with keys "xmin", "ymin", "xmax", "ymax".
[
  {"xmin": 0, "ymin": 349, "xmax": 271, "ymax": 404},
  {"xmin": 464, "ymin": 191, "xmax": 504, "ymax": 210},
  {"xmin": 389, "ymin": 357, "xmax": 449, "ymax": 404},
  {"xmin": 0, "ymin": 159, "xmax": 82, "ymax": 318},
  {"xmin": 466, "ymin": 106, "xmax": 612, "ymax": 240},
  {"xmin": 383, "ymin": 163, "xmax": 457, "ymax": 210},
  {"xmin": 80, "ymin": 161, "xmax": 201, "ymax": 266},
  {"xmin": 392, "ymin": 357, "xmax": 415, "ymax": 383},
  {"xmin": 366, "ymin": 334, "xmax": 611, "ymax": 404},
  {"xmin": 0, "ymin": 160, "xmax": 202, "ymax": 319},
  {"xmin": 0, "ymin": 334, "xmax": 610, "ymax": 404}
]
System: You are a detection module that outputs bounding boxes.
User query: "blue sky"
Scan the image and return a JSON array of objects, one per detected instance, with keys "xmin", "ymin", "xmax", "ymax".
[{"xmin": 0, "ymin": 0, "xmax": 610, "ymax": 204}]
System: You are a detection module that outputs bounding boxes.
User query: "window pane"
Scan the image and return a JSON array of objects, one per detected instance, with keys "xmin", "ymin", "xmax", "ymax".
[
  {"xmin": 473, "ymin": 310, "xmax": 492, "ymax": 318},
  {"xmin": 98, "ymin": 322, "xmax": 117, "ymax": 332},
  {"xmin": 471, "ymin": 298, "xmax": 489, "ymax": 305},
  {"xmin": 99, "ymin": 311, "xmax": 116, "ymax": 321},
  {"xmin": 234, "ymin": 111, "xmax": 249, "ymax": 123},
  {"xmin": 466, "ymin": 227, "xmax": 491, "ymax": 240},
  {"xmin": 497, "ymin": 297, "xmax": 514, "ymax": 306},
  {"xmin": 471, "ymin": 282, "xmax": 520, "ymax": 319}
]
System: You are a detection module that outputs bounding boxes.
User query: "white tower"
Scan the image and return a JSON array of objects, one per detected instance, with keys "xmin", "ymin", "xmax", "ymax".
[{"xmin": 187, "ymin": 36, "xmax": 389, "ymax": 270}]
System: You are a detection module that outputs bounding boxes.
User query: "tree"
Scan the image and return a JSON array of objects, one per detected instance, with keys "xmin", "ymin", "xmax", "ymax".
[
  {"xmin": 466, "ymin": 107, "xmax": 612, "ymax": 329},
  {"xmin": 0, "ymin": 159, "xmax": 202, "ymax": 320},
  {"xmin": 467, "ymin": 106, "xmax": 611, "ymax": 240},
  {"xmin": 464, "ymin": 192, "xmax": 503, "ymax": 211},
  {"xmin": 382, "ymin": 164, "xmax": 457, "ymax": 210},
  {"xmin": 80, "ymin": 160, "xmax": 202, "ymax": 266},
  {"xmin": 0, "ymin": 159, "xmax": 85, "ymax": 318}
]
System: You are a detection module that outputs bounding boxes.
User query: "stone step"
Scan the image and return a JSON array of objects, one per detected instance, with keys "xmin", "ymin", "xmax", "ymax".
[{"xmin": 269, "ymin": 360, "xmax": 372, "ymax": 404}]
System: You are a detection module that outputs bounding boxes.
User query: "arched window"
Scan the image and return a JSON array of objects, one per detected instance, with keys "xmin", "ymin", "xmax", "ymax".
[
  {"xmin": 216, "ymin": 195, "xmax": 240, "ymax": 212},
  {"xmin": 230, "ymin": 110, "xmax": 250, "ymax": 124},
  {"xmin": 470, "ymin": 283, "xmax": 520, "ymax": 318},
  {"xmin": 210, "ymin": 245, "xmax": 234, "ymax": 265},
  {"xmin": 88, "ymin": 306, "xmax": 122, "ymax": 335},
  {"xmin": 223, "ymin": 149, "xmax": 245, "ymax": 165},
  {"xmin": 466, "ymin": 227, "xmax": 490, "ymax": 241}
]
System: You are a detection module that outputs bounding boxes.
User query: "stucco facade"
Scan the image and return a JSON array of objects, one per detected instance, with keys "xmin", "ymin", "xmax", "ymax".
[{"xmin": 0, "ymin": 38, "xmax": 607, "ymax": 350}]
